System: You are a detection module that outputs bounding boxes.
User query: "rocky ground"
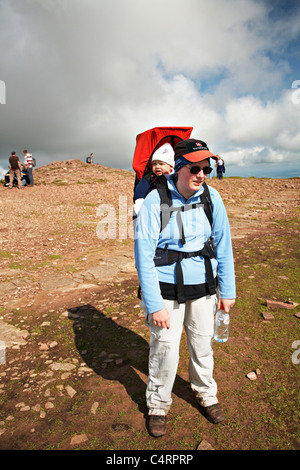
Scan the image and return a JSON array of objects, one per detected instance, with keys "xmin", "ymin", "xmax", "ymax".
[{"xmin": 0, "ymin": 160, "xmax": 299, "ymax": 451}]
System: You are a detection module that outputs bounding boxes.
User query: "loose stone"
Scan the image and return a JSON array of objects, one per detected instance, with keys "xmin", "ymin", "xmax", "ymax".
[
  {"xmin": 91, "ymin": 402, "xmax": 99, "ymax": 415},
  {"xmin": 65, "ymin": 385, "xmax": 77, "ymax": 398},
  {"xmin": 197, "ymin": 439, "xmax": 215, "ymax": 450},
  {"xmin": 246, "ymin": 371, "xmax": 257, "ymax": 381},
  {"xmin": 50, "ymin": 362, "xmax": 76, "ymax": 372},
  {"xmin": 70, "ymin": 434, "xmax": 88, "ymax": 446},
  {"xmin": 45, "ymin": 402, "xmax": 54, "ymax": 409}
]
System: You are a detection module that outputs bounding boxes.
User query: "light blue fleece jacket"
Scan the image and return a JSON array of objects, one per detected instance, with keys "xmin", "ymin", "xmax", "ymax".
[{"xmin": 134, "ymin": 175, "xmax": 236, "ymax": 314}]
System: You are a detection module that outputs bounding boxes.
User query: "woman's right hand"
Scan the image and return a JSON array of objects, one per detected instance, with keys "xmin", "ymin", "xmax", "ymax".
[{"xmin": 152, "ymin": 308, "xmax": 170, "ymax": 329}]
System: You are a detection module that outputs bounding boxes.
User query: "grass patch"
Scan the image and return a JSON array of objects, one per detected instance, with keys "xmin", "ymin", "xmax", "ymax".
[
  {"xmin": 7, "ymin": 262, "xmax": 25, "ymax": 269},
  {"xmin": 0, "ymin": 251, "xmax": 14, "ymax": 259}
]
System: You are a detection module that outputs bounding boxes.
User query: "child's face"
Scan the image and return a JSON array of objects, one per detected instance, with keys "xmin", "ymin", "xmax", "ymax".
[{"xmin": 152, "ymin": 160, "xmax": 173, "ymax": 176}]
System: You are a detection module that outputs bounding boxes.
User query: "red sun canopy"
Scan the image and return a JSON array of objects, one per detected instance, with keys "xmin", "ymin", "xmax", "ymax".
[{"xmin": 132, "ymin": 126, "xmax": 193, "ymax": 180}]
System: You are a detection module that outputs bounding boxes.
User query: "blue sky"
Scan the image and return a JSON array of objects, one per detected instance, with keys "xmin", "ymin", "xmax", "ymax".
[{"xmin": 0, "ymin": 0, "xmax": 300, "ymax": 179}]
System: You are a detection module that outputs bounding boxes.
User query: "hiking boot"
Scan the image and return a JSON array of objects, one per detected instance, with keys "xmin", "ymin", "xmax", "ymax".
[
  {"xmin": 147, "ymin": 415, "xmax": 167, "ymax": 437},
  {"xmin": 199, "ymin": 403, "xmax": 224, "ymax": 424}
]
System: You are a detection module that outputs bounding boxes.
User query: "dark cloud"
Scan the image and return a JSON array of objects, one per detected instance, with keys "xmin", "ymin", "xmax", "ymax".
[{"xmin": 0, "ymin": 0, "xmax": 299, "ymax": 178}]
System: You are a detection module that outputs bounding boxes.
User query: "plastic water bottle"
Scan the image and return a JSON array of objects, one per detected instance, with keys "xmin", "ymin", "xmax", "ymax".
[{"xmin": 214, "ymin": 303, "xmax": 230, "ymax": 343}]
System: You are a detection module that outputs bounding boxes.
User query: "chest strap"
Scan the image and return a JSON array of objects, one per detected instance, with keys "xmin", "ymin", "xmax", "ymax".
[{"xmin": 153, "ymin": 241, "xmax": 216, "ymax": 304}]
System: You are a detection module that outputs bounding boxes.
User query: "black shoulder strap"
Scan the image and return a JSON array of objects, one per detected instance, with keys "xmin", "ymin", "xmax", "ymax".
[
  {"xmin": 156, "ymin": 179, "xmax": 213, "ymax": 233},
  {"xmin": 155, "ymin": 177, "xmax": 172, "ymax": 233},
  {"xmin": 200, "ymin": 182, "xmax": 213, "ymax": 229}
]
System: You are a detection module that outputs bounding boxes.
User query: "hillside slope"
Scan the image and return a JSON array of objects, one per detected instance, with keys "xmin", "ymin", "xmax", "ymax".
[{"xmin": 0, "ymin": 161, "xmax": 299, "ymax": 450}]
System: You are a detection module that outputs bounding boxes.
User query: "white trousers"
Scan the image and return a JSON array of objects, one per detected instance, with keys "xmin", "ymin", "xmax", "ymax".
[{"xmin": 141, "ymin": 295, "xmax": 218, "ymax": 416}]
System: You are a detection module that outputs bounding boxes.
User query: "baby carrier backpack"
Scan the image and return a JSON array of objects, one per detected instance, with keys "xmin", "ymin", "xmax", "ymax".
[{"xmin": 132, "ymin": 126, "xmax": 193, "ymax": 201}]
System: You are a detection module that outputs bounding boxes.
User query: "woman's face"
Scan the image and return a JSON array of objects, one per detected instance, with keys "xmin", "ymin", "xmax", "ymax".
[{"xmin": 176, "ymin": 159, "xmax": 210, "ymax": 199}]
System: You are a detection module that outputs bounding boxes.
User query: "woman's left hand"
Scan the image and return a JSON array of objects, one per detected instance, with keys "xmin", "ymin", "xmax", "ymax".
[{"xmin": 218, "ymin": 298, "xmax": 235, "ymax": 313}]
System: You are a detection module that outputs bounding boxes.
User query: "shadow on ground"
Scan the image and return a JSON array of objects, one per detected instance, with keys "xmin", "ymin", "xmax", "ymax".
[{"xmin": 67, "ymin": 304, "xmax": 199, "ymax": 418}]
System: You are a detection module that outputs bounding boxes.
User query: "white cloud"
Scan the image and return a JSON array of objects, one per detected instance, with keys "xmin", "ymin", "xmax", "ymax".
[
  {"xmin": 224, "ymin": 90, "xmax": 300, "ymax": 155},
  {"xmin": 225, "ymin": 96, "xmax": 281, "ymax": 143},
  {"xmin": 222, "ymin": 146, "xmax": 289, "ymax": 167}
]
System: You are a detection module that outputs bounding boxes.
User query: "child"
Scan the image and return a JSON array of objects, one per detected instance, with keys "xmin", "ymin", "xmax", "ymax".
[{"xmin": 133, "ymin": 143, "xmax": 174, "ymax": 216}]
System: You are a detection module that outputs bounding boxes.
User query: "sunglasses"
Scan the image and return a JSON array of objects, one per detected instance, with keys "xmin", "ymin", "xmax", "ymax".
[{"xmin": 188, "ymin": 165, "xmax": 212, "ymax": 175}]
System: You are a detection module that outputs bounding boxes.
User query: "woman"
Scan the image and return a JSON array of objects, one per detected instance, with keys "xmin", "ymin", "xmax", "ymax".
[{"xmin": 134, "ymin": 138, "xmax": 236, "ymax": 437}]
